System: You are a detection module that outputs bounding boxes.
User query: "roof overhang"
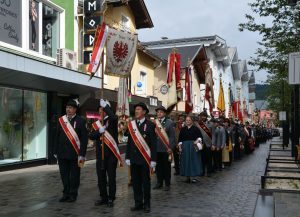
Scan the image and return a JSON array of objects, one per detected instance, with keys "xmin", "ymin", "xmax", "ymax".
[
  {"xmin": 107, "ymin": 0, "xmax": 153, "ymax": 29},
  {"xmin": 0, "ymin": 50, "xmax": 101, "ymax": 96}
]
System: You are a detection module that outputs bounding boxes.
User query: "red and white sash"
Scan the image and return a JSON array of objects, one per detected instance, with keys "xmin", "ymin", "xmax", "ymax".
[
  {"xmin": 128, "ymin": 120, "xmax": 151, "ymax": 166},
  {"xmin": 92, "ymin": 120, "xmax": 123, "ymax": 167},
  {"xmin": 59, "ymin": 115, "xmax": 80, "ymax": 155},
  {"xmin": 154, "ymin": 119, "xmax": 171, "ymax": 150}
]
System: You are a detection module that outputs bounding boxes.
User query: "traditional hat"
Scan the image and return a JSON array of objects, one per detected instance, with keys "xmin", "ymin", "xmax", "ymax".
[
  {"xmin": 199, "ymin": 111, "xmax": 208, "ymax": 117},
  {"xmin": 134, "ymin": 102, "xmax": 149, "ymax": 114},
  {"xmin": 155, "ymin": 106, "xmax": 167, "ymax": 113},
  {"xmin": 66, "ymin": 98, "xmax": 79, "ymax": 108}
]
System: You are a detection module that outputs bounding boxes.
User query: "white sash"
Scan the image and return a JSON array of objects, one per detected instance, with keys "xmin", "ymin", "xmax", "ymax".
[{"xmin": 59, "ymin": 115, "xmax": 80, "ymax": 155}]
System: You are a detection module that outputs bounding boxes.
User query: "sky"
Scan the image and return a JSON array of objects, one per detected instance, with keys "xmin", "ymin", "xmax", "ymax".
[{"xmin": 138, "ymin": 0, "xmax": 267, "ymax": 84}]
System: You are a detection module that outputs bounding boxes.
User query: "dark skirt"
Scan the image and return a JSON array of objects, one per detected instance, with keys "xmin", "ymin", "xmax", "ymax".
[{"xmin": 180, "ymin": 140, "xmax": 203, "ymax": 177}]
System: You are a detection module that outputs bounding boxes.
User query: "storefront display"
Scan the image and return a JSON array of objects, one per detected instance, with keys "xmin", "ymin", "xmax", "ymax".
[{"xmin": 0, "ymin": 86, "xmax": 47, "ymax": 165}]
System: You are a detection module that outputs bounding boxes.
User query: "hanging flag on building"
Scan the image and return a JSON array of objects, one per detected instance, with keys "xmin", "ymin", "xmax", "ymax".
[
  {"xmin": 105, "ymin": 28, "xmax": 138, "ymax": 77},
  {"xmin": 166, "ymin": 51, "xmax": 181, "ymax": 110},
  {"xmin": 205, "ymin": 67, "xmax": 214, "ymax": 114},
  {"xmin": 185, "ymin": 66, "xmax": 193, "ymax": 114},
  {"xmin": 88, "ymin": 22, "xmax": 109, "ymax": 79},
  {"xmin": 116, "ymin": 77, "xmax": 130, "ymax": 118},
  {"xmin": 217, "ymin": 78, "xmax": 225, "ymax": 114},
  {"xmin": 228, "ymin": 85, "xmax": 234, "ymax": 118}
]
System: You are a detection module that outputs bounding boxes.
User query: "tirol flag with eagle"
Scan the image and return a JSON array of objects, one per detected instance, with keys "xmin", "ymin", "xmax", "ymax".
[
  {"xmin": 166, "ymin": 51, "xmax": 181, "ymax": 111},
  {"xmin": 185, "ymin": 66, "xmax": 193, "ymax": 114},
  {"xmin": 88, "ymin": 22, "xmax": 109, "ymax": 79},
  {"xmin": 105, "ymin": 28, "xmax": 138, "ymax": 77}
]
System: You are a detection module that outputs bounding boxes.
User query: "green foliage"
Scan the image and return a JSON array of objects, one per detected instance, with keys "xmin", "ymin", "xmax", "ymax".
[
  {"xmin": 255, "ymin": 84, "xmax": 268, "ymax": 100},
  {"xmin": 239, "ymin": 0, "xmax": 299, "ymax": 112}
]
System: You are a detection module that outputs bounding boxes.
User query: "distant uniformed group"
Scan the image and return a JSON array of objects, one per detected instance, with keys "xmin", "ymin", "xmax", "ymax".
[{"xmin": 54, "ymin": 99, "xmax": 273, "ymax": 213}]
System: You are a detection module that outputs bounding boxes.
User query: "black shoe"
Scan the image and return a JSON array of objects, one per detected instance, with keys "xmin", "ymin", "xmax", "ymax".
[
  {"xmin": 184, "ymin": 178, "xmax": 191, "ymax": 183},
  {"xmin": 164, "ymin": 186, "xmax": 170, "ymax": 191},
  {"xmin": 95, "ymin": 199, "xmax": 108, "ymax": 206},
  {"xmin": 59, "ymin": 195, "xmax": 69, "ymax": 202},
  {"xmin": 144, "ymin": 205, "xmax": 150, "ymax": 213},
  {"xmin": 107, "ymin": 200, "xmax": 114, "ymax": 207},
  {"xmin": 66, "ymin": 196, "xmax": 77, "ymax": 202},
  {"xmin": 153, "ymin": 184, "xmax": 163, "ymax": 190},
  {"xmin": 130, "ymin": 204, "xmax": 143, "ymax": 211},
  {"xmin": 174, "ymin": 172, "xmax": 180, "ymax": 176}
]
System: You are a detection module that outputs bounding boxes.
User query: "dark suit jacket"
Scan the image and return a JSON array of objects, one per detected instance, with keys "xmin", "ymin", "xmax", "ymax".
[
  {"xmin": 156, "ymin": 118, "xmax": 176, "ymax": 152},
  {"xmin": 125, "ymin": 119, "xmax": 157, "ymax": 165},
  {"xmin": 54, "ymin": 114, "xmax": 88, "ymax": 160},
  {"xmin": 88, "ymin": 105, "xmax": 118, "ymax": 160}
]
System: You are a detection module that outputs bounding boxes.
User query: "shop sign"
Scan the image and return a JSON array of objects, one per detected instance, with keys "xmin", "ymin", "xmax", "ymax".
[{"xmin": 0, "ymin": 0, "xmax": 22, "ymax": 47}]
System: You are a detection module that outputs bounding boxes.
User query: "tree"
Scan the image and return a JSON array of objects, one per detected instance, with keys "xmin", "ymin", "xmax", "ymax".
[{"xmin": 239, "ymin": 0, "xmax": 300, "ymax": 113}]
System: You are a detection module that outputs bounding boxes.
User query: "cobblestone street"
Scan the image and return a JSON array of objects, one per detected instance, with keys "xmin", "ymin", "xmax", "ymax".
[{"xmin": 0, "ymin": 142, "xmax": 269, "ymax": 217}]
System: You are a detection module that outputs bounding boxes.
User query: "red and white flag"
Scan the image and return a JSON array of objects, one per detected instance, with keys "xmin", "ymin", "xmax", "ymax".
[
  {"xmin": 205, "ymin": 67, "xmax": 215, "ymax": 114},
  {"xmin": 88, "ymin": 22, "xmax": 108, "ymax": 79},
  {"xmin": 167, "ymin": 52, "xmax": 181, "ymax": 110},
  {"xmin": 185, "ymin": 66, "xmax": 193, "ymax": 114},
  {"xmin": 116, "ymin": 77, "xmax": 130, "ymax": 118}
]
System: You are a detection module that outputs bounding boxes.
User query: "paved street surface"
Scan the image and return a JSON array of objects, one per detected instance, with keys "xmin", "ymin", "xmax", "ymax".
[{"xmin": 0, "ymin": 143, "xmax": 269, "ymax": 217}]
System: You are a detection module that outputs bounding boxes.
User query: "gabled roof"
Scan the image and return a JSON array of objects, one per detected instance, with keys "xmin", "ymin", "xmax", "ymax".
[
  {"xmin": 249, "ymin": 71, "xmax": 255, "ymax": 84},
  {"xmin": 107, "ymin": 0, "xmax": 154, "ymax": 29},
  {"xmin": 142, "ymin": 35, "xmax": 230, "ymax": 66},
  {"xmin": 239, "ymin": 60, "xmax": 249, "ymax": 82},
  {"xmin": 144, "ymin": 45, "xmax": 203, "ymax": 68}
]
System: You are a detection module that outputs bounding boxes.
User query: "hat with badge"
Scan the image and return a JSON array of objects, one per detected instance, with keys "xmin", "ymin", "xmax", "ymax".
[
  {"xmin": 66, "ymin": 98, "xmax": 80, "ymax": 108},
  {"xmin": 134, "ymin": 102, "xmax": 149, "ymax": 114}
]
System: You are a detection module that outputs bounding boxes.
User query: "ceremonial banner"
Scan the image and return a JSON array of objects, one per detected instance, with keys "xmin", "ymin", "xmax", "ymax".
[
  {"xmin": 205, "ymin": 67, "xmax": 215, "ymax": 114},
  {"xmin": 185, "ymin": 66, "xmax": 193, "ymax": 114},
  {"xmin": 105, "ymin": 28, "xmax": 137, "ymax": 77},
  {"xmin": 217, "ymin": 79, "xmax": 225, "ymax": 113},
  {"xmin": 88, "ymin": 22, "xmax": 108, "ymax": 78},
  {"xmin": 167, "ymin": 52, "xmax": 181, "ymax": 109},
  {"xmin": 116, "ymin": 77, "xmax": 130, "ymax": 117}
]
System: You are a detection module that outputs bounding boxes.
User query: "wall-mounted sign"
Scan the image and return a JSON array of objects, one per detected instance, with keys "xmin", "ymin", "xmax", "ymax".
[
  {"xmin": 84, "ymin": 16, "xmax": 101, "ymax": 30},
  {"xmin": 84, "ymin": 0, "xmax": 102, "ymax": 16},
  {"xmin": 83, "ymin": 50, "xmax": 93, "ymax": 64},
  {"xmin": 149, "ymin": 97, "xmax": 158, "ymax": 106},
  {"xmin": 84, "ymin": 33, "xmax": 95, "ymax": 47},
  {"xmin": 0, "ymin": 0, "xmax": 22, "ymax": 47}
]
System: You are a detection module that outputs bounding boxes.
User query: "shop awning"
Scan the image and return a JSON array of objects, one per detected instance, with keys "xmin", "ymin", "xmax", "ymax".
[{"xmin": 0, "ymin": 50, "xmax": 101, "ymax": 96}]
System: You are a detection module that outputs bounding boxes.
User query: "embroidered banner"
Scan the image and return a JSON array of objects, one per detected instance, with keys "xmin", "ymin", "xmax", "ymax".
[{"xmin": 105, "ymin": 28, "xmax": 137, "ymax": 77}]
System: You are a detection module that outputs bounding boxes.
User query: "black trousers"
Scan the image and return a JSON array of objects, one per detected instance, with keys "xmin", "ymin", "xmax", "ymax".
[
  {"xmin": 173, "ymin": 148, "xmax": 180, "ymax": 174},
  {"xmin": 202, "ymin": 147, "xmax": 213, "ymax": 174},
  {"xmin": 131, "ymin": 163, "xmax": 151, "ymax": 207},
  {"xmin": 58, "ymin": 159, "xmax": 81, "ymax": 198},
  {"xmin": 96, "ymin": 155, "xmax": 118, "ymax": 201},
  {"xmin": 212, "ymin": 150, "xmax": 222, "ymax": 170},
  {"xmin": 156, "ymin": 152, "xmax": 171, "ymax": 186},
  {"xmin": 234, "ymin": 144, "xmax": 241, "ymax": 160}
]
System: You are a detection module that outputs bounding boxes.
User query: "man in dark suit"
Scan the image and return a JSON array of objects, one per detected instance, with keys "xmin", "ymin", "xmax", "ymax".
[
  {"xmin": 125, "ymin": 102, "xmax": 157, "ymax": 213},
  {"xmin": 89, "ymin": 99, "xmax": 119, "ymax": 207},
  {"xmin": 153, "ymin": 106, "xmax": 176, "ymax": 191},
  {"xmin": 54, "ymin": 99, "xmax": 88, "ymax": 202}
]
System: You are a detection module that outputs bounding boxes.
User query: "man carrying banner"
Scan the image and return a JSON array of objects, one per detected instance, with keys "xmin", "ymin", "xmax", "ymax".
[
  {"xmin": 54, "ymin": 99, "xmax": 88, "ymax": 203},
  {"xmin": 125, "ymin": 102, "xmax": 157, "ymax": 213},
  {"xmin": 89, "ymin": 99, "xmax": 120, "ymax": 207},
  {"xmin": 153, "ymin": 106, "xmax": 176, "ymax": 191},
  {"xmin": 196, "ymin": 111, "xmax": 215, "ymax": 176}
]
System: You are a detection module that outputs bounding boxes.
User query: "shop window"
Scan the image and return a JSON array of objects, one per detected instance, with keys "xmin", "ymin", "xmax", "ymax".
[
  {"xmin": 0, "ymin": 87, "xmax": 23, "ymax": 164},
  {"xmin": 42, "ymin": 4, "xmax": 60, "ymax": 57},
  {"xmin": 23, "ymin": 90, "xmax": 47, "ymax": 160},
  {"xmin": 0, "ymin": 87, "xmax": 47, "ymax": 164},
  {"xmin": 29, "ymin": 0, "xmax": 39, "ymax": 52}
]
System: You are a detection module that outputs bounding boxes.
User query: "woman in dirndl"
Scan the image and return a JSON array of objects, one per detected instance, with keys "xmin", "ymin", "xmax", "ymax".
[{"xmin": 178, "ymin": 116, "xmax": 203, "ymax": 183}]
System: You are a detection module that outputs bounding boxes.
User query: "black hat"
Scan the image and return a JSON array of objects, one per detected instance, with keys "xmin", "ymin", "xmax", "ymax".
[
  {"xmin": 155, "ymin": 106, "xmax": 167, "ymax": 113},
  {"xmin": 199, "ymin": 111, "xmax": 208, "ymax": 117},
  {"xmin": 211, "ymin": 118, "xmax": 220, "ymax": 123},
  {"xmin": 66, "ymin": 99, "xmax": 79, "ymax": 108},
  {"xmin": 134, "ymin": 102, "xmax": 149, "ymax": 114}
]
